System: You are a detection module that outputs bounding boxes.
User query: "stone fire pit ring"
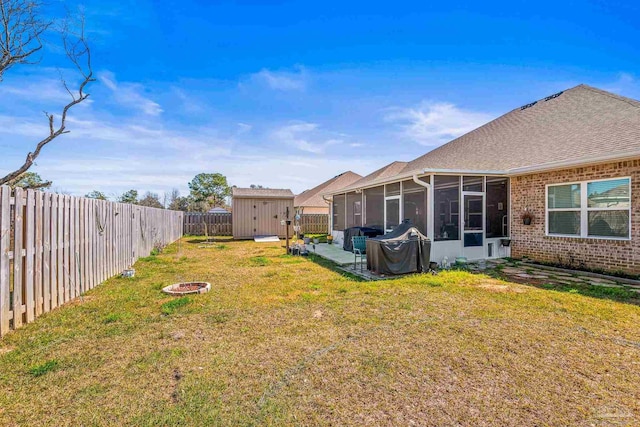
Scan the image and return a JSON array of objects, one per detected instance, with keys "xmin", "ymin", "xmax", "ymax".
[{"xmin": 162, "ymin": 282, "xmax": 211, "ymax": 296}]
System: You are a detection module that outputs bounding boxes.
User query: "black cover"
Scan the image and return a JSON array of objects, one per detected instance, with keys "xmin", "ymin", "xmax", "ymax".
[
  {"xmin": 366, "ymin": 221, "xmax": 431, "ymax": 275},
  {"xmin": 343, "ymin": 227, "xmax": 383, "ymax": 252}
]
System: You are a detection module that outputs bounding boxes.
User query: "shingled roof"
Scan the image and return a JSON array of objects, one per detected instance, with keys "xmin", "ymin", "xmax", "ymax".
[
  {"xmin": 326, "ymin": 84, "xmax": 640, "ymax": 196},
  {"xmin": 328, "ymin": 161, "xmax": 408, "ymax": 194},
  {"xmin": 400, "ymin": 84, "xmax": 640, "ymax": 176},
  {"xmin": 232, "ymin": 187, "xmax": 294, "ymax": 199},
  {"xmin": 294, "ymin": 171, "xmax": 362, "ymax": 208}
]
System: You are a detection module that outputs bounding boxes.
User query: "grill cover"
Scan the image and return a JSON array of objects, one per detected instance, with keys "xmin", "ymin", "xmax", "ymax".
[
  {"xmin": 366, "ymin": 221, "xmax": 431, "ymax": 275},
  {"xmin": 343, "ymin": 227, "xmax": 384, "ymax": 252}
]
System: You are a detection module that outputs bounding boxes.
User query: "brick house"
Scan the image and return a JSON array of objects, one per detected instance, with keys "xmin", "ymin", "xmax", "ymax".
[{"xmin": 324, "ymin": 84, "xmax": 640, "ymax": 275}]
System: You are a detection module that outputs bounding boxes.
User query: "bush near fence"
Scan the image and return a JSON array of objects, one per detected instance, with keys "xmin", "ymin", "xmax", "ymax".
[
  {"xmin": 0, "ymin": 186, "xmax": 184, "ymax": 337},
  {"xmin": 182, "ymin": 213, "xmax": 328, "ymax": 236}
]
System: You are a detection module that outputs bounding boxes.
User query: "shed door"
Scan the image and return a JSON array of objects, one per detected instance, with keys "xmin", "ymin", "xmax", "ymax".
[{"xmin": 253, "ymin": 200, "xmax": 277, "ymax": 236}]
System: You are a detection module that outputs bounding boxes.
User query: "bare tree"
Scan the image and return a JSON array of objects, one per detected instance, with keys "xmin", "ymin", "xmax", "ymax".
[{"xmin": 0, "ymin": 1, "xmax": 94, "ymax": 186}]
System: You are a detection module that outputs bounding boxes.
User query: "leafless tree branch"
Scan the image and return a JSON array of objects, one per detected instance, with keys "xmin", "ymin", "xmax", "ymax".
[
  {"xmin": 0, "ymin": 0, "xmax": 50, "ymax": 81},
  {"xmin": 0, "ymin": 2, "xmax": 94, "ymax": 186}
]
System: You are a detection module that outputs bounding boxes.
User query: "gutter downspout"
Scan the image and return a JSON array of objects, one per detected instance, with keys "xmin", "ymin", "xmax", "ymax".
[{"xmin": 412, "ymin": 174, "xmax": 432, "ymax": 241}]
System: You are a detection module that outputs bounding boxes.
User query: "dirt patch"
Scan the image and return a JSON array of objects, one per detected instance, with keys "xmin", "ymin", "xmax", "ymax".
[{"xmin": 475, "ymin": 279, "xmax": 526, "ymax": 293}]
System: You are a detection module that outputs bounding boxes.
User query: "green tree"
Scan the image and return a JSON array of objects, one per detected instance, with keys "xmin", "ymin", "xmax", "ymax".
[
  {"xmin": 167, "ymin": 189, "xmax": 191, "ymax": 211},
  {"xmin": 188, "ymin": 173, "xmax": 231, "ymax": 207},
  {"xmin": 118, "ymin": 189, "xmax": 139, "ymax": 204},
  {"xmin": 85, "ymin": 190, "xmax": 107, "ymax": 200},
  {"xmin": 7, "ymin": 172, "xmax": 52, "ymax": 189},
  {"xmin": 138, "ymin": 192, "xmax": 163, "ymax": 208}
]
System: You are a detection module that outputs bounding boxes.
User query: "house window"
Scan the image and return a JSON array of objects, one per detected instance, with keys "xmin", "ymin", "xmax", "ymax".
[
  {"xmin": 587, "ymin": 178, "xmax": 631, "ymax": 238},
  {"xmin": 546, "ymin": 178, "xmax": 631, "ymax": 239}
]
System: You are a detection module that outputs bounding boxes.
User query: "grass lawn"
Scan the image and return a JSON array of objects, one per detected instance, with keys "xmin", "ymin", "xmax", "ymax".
[{"xmin": 1, "ymin": 237, "xmax": 639, "ymax": 426}]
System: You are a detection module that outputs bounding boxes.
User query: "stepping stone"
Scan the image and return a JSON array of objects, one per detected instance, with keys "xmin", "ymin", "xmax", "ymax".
[
  {"xmin": 551, "ymin": 272, "xmax": 573, "ymax": 277},
  {"xmin": 503, "ymin": 268, "xmax": 525, "ymax": 274},
  {"xmin": 588, "ymin": 282, "xmax": 624, "ymax": 288},
  {"xmin": 584, "ymin": 277, "xmax": 616, "ymax": 285},
  {"xmin": 562, "ymin": 276, "xmax": 587, "ymax": 283},
  {"xmin": 516, "ymin": 273, "xmax": 535, "ymax": 279},
  {"xmin": 531, "ymin": 275, "xmax": 549, "ymax": 279}
]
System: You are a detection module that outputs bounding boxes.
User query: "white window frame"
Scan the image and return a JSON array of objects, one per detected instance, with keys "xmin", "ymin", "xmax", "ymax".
[{"xmin": 545, "ymin": 176, "xmax": 631, "ymax": 240}]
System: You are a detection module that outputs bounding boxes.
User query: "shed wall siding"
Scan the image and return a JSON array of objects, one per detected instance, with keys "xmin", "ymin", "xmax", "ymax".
[
  {"xmin": 510, "ymin": 160, "xmax": 640, "ymax": 274},
  {"xmin": 232, "ymin": 198, "xmax": 294, "ymax": 239}
]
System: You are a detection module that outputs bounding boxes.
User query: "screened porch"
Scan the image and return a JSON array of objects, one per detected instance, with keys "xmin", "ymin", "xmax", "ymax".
[{"xmin": 330, "ymin": 174, "xmax": 511, "ymax": 263}]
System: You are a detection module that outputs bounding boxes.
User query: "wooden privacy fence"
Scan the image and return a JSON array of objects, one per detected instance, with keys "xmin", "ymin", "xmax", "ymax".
[
  {"xmin": 182, "ymin": 212, "xmax": 328, "ymax": 236},
  {"xmin": 298, "ymin": 214, "xmax": 329, "ymax": 234},
  {"xmin": 0, "ymin": 186, "xmax": 184, "ymax": 337},
  {"xmin": 183, "ymin": 212, "xmax": 232, "ymax": 236}
]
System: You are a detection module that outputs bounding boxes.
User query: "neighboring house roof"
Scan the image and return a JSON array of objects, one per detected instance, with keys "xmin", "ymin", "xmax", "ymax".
[
  {"xmin": 207, "ymin": 207, "xmax": 230, "ymax": 213},
  {"xmin": 294, "ymin": 171, "xmax": 362, "ymax": 208},
  {"xmin": 336, "ymin": 161, "xmax": 408, "ymax": 194},
  {"xmin": 589, "ymin": 183, "xmax": 629, "ymax": 207},
  {"xmin": 326, "ymin": 84, "xmax": 640, "ymax": 195},
  {"xmin": 401, "ymin": 84, "xmax": 640, "ymax": 176},
  {"xmin": 232, "ymin": 187, "xmax": 294, "ymax": 199}
]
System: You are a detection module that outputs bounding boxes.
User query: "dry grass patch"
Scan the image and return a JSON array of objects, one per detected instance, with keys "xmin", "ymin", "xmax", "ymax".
[{"xmin": 0, "ymin": 237, "xmax": 639, "ymax": 426}]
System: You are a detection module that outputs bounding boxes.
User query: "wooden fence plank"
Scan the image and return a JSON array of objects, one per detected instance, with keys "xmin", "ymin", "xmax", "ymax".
[
  {"xmin": 0, "ymin": 186, "xmax": 11, "ymax": 336},
  {"xmin": 50, "ymin": 194, "xmax": 58, "ymax": 309},
  {"xmin": 24, "ymin": 190, "xmax": 35, "ymax": 322},
  {"xmin": 57, "ymin": 194, "xmax": 64, "ymax": 306},
  {"xmin": 34, "ymin": 191, "xmax": 43, "ymax": 317},
  {"xmin": 12, "ymin": 188, "xmax": 24, "ymax": 328},
  {"xmin": 42, "ymin": 193, "xmax": 51, "ymax": 313}
]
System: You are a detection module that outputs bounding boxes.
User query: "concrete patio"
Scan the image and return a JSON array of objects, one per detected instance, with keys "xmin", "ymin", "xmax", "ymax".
[{"xmin": 307, "ymin": 242, "xmax": 362, "ymax": 266}]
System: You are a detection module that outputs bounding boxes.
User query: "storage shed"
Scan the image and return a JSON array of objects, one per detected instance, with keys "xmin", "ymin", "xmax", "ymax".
[{"xmin": 232, "ymin": 188, "xmax": 295, "ymax": 239}]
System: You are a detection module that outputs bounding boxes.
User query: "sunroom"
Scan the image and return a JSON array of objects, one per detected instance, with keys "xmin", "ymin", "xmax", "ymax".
[{"xmin": 329, "ymin": 173, "xmax": 511, "ymax": 264}]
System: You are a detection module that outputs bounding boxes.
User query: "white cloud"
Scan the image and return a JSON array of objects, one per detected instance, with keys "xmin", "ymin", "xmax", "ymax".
[
  {"xmin": 600, "ymin": 72, "xmax": 640, "ymax": 100},
  {"xmin": 98, "ymin": 71, "xmax": 163, "ymax": 116},
  {"xmin": 236, "ymin": 123, "xmax": 253, "ymax": 134},
  {"xmin": 385, "ymin": 102, "xmax": 493, "ymax": 146},
  {"xmin": 0, "ymin": 78, "xmax": 71, "ymax": 104},
  {"xmin": 271, "ymin": 122, "xmax": 342, "ymax": 154},
  {"xmin": 251, "ymin": 67, "xmax": 307, "ymax": 91}
]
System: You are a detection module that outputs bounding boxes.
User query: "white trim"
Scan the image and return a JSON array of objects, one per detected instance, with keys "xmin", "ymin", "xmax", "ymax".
[
  {"xmin": 462, "ymin": 191, "xmax": 486, "ymax": 259},
  {"xmin": 384, "ymin": 195, "xmax": 401, "ymax": 233},
  {"xmin": 324, "ymin": 170, "xmax": 508, "ymax": 196},
  {"xmin": 545, "ymin": 176, "xmax": 632, "ymax": 240}
]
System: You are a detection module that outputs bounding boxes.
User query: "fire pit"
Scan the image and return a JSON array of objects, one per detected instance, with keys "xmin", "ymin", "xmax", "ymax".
[{"xmin": 162, "ymin": 282, "xmax": 211, "ymax": 296}]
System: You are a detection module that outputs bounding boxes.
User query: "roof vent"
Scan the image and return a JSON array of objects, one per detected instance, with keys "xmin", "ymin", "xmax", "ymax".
[
  {"xmin": 544, "ymin": 91, "xmax": 563, "ymax": 102},
  {"xmin": 520, "ymin": 101, "xmax": 537, "ymax": 110}
]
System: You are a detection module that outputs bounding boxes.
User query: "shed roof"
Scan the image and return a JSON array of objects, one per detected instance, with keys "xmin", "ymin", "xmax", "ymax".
[
  {"xmin": 232, "ymin": 187, "xmax": 294, "ymax": 199},
  {"xmin": 294, "ymin": 171, "xmax": 362, "ymax": 208}
]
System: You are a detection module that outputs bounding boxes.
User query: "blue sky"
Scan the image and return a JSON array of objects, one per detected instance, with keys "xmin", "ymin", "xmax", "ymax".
[{"xmin": 1, "ymin": 0, "xmax": 639, "ymax": 199}]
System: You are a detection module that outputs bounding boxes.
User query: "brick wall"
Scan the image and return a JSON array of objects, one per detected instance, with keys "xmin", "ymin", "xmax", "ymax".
[{"xmin": 510, "ymin": 160, "xmax": 640, "ymax": 275}]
